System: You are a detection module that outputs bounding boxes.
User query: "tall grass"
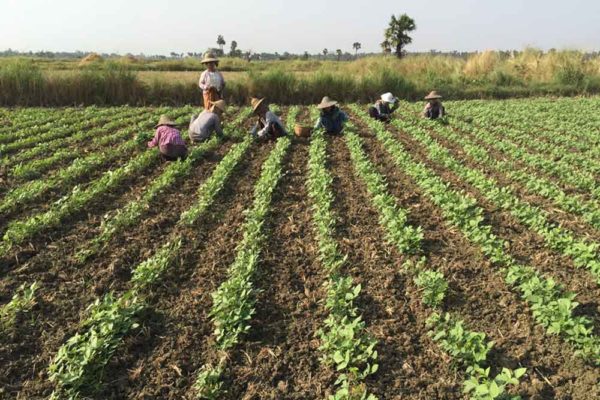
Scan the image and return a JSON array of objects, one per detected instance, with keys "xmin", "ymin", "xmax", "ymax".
[{"xmin": 2, "ymin": 49, "xmax": 600, "ymax": 106}]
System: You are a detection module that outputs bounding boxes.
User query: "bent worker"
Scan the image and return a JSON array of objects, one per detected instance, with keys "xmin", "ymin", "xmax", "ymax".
[
  {"xmin": 423, "ymin": 91, "xmax": 445, "ymax": 120},
  {"xmin": 199, "ymin": 52, "xmax": 226, "ymax": 110},
  {"xmin": 369, "ymin": 92, "xmax": 399, "ymax": 123},
  {"xmin": 250, "ymin": 97, "xmax": 288, "ymax": 141},
  {"xmin": 189, "ymin": 100, "xmax": 227, "ymax": 143},
  {"xmin": 314, "ymin": 96, "xmax": 348, "ymax": 135},
  {"xmin": 148, "ymin": 115, "xmax": 188, "ymax": 161}
]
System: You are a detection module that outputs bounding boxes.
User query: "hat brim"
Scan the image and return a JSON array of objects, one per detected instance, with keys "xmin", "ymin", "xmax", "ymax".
[
  {"xmin": 252, "ymin": 98, "xmax": 266, "ymax": 113},
  {"xmin": 425, "ymin": 95, "xmax": 442, "ymax": 100},
  {"xmin": 154, "ymin": 122, "xmax": 176, "ymax": 128},
  {"xmin": 201, "ymin": 58, "xmax": 219, "ymax": 64},
  {"xmin": 317, "ymin": 101, "xmax": 338, "ymax": 109}
]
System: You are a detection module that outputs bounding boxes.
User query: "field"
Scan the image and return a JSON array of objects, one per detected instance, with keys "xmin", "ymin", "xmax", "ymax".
[{"xmin": 0, "ymin": 97, "xmax": 599, "ymax": 400}]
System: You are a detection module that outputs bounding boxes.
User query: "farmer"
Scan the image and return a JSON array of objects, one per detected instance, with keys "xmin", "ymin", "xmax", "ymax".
[
  {"xmin": 189, "ymin": 100, "xmax": 227, "ymax": 143},
  {"xmin": 250, "ymin": 97, "xmax": 288, "ymax": 141},
  {"xmin": 422, "ymin": 91, "xmax": 445, "ymax": 120},
  {"xmin": 148, "ymin": 115, "xmax": 188, "ymax": 161},
  {"xmin": 369, "ymin": 92, "xmax": 399, "ymax": 123},
  {"xmin": 199, "ymin": 52, "xmax": 226, "ymax": 110},
  {"xmin": 314, "ymin": 96, "xmax": 348, "ymax": 135}
]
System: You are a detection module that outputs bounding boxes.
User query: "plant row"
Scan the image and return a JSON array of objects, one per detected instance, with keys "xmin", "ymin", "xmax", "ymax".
[
  {"xmin": 0, "ymin": 107, "xmax": 133, "ymax": 155},
  {"xmin": 194, "ymin": 116, "xmax": 295, "ymax": 398},
  {"xmin": 307, "ymin": 122, "xmax": 378, "ymax": 400},
  {"xmin": 390, "ymin": 115, "xmax": 600, "ymax": 285},
  {"xmin": 350, "ymin": 106, "xmax": 600, "ymax": 366},
  {"xmin": 8, "ymin": 110, "xmax": 155, "ymax": 180},
  {"xmin": 77, "ymin": 107, "xmax": 253, "ymax": 262},
  {"xmin": 0, "ymin": 109, "xmax": 188, "ymax": 216},
  {"xmin": 48, "ymin": 132, "xmax": 256, "ymax": 399},
  {"xmin": 398, "ymin": 110, "xmax": 600, "ymax": 234},
  {"xmin": 344, "ymin": 121, "xmax": 525, "ymax": 399}
]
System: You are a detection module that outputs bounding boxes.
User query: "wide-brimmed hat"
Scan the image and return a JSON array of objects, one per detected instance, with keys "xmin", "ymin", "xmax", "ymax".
[
  {"xmin": 317, "ymin": 96, "xmax": 338, "ymax": 109},
  {"xmin": 251, "ymin": 97, "xmax": 267, "ymax": 113},
  {"xmin": 201, "ymin": 52, "xmax": 219, "ymax": 64},
  {"xmin": 424, "ymin": 91, "xmax": 442, "ymax": 100},
  {"xmin": 381, "ymin": 92, "xmax": 398, "ymax": 104},
  {"xmin": 155, "ymin": 115, "xmax": 176, "ymax": 128},
  {"xmin": 210, "ymin": 99, "xmax": 227, "ymax": 113}
]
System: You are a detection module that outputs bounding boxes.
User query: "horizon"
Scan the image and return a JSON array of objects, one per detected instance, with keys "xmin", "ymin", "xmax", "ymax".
[{"xmin": 1, "ymin": 0, "xmax": 600, "ymax": 56}]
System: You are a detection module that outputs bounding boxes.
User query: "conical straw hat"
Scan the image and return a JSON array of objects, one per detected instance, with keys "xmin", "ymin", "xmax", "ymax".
[
  {"xmin": 424, "ymin": 91, "xmax": 442, "ymax": 100},
  {"xmin": 251, "ymin": 97, "xmax": 266, "ymax": 113},
  {"xmin": 155, "ymin": 115, "xmax": 176, "ymax": 128},
  {"xmin": 210, "ymin": 99, "xmax": 227, "ymax": 113},
  {"xmin": 201, "ymin": 52, "xmax": 219, "ymax": 64},
  {"xmin": 317, "ymin": 96, "xmax": 338, "ymax": 109}
]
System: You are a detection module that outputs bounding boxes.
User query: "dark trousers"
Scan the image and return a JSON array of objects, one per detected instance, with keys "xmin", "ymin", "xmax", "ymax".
[{"xmin": 159, "ymin": 144, "xmax": 188, "ymax": 161}]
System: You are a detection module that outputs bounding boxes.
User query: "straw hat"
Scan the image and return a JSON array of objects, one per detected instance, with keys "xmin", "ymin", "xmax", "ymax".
[
  {"xmin": 201, "ymin": 52, "xmax": 219, "ymax": 64},
  {"xmin": 210, "ymin": 99, "xmax": 227, "ymax": 113},
  {"xmin": 424, "ymin": 91, "xmax": 442, "ymax": 100},
  {"xmin": 251, "ymin": 97, "xmax": 267, "ymax": 113},
  {"xmin": 155, "ymin": 115, "xmax": 176, "ymax": 128},
  {"xmin": 381, "ymin": 92, "xmax": 397, "ymax": 104},
  {"xmin": 317, "ymin": 96, "xmax": 338, "ymax": 109}
]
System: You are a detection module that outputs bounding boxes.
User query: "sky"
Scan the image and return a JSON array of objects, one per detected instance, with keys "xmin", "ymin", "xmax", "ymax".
[{"xmin": 1, "ymin": 0, "xmax": 599, "ymax": 55}]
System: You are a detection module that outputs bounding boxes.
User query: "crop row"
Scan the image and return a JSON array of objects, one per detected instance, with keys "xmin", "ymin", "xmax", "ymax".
[
  {"xmin": 350, "ymin": 106, "xmax": 600, "ymax": 366},
  {"xmin": 449, "ymin": 108, "xmax": 600, "ymax": 180},
  {"xmin": 344, "ymin": 121, "xmax": 525, "ymax": 399},
  {"xmin": 0, "ymin": 107, "xmax": 135, "ymax": 155},
  {"xmin": 306, "ymin": 112, "xmax": 378, "ymax": 400},
  {"xmin": 48, "ymin": 126, "xmax": 257, "ymax": 399},
  {"xmin": 0, "ymin": 109, "xmax": 193, "ymax": 256},
  {"xmin": 7, "ymin": 109, "xmax": 157, "ymax": 180},
  {"xmin": 396, "ymin": 110, "xmax": 600, "ymax": 233},
  {"xmin": 0, "ymin": 107, "xmax": 99, "ymax": 144},
  {"xmin": 193, "ymin": 108, "xmax": 297, "ymax": 398},
  {"xmin": 3, "ymin": 107, "xmax": 152, "ymax": 168},
  {"xmin": 450, "ymin": 99, "xmax": 600, "ymax": 150},
  {"xmin": 390, "ymin": 114, "xmax": 600, "ymax": 285},
  {"xmin": 77, "ymin": 106, "xmax": 253, "ymax": 262}
]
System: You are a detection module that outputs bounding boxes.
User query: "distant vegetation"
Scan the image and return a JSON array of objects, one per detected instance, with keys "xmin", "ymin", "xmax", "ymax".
[{"xmin": 2, "ymin": 48, "xmax": 600, "ymax": 106}]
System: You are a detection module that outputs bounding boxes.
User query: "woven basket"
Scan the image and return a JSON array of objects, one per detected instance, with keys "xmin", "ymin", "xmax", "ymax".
[{"xmin": 294, "ymin": 124, "xmax": 313, "ymax": 137}]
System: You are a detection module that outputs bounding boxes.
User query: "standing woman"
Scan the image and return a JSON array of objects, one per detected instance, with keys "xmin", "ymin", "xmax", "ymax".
[
  {"xmin": 148, "ymin": 115, "xmax": 188, "ymax": 161},
  {"xmin": 199, "ymin": 52, "xmax": 226, "ymax": 110}
]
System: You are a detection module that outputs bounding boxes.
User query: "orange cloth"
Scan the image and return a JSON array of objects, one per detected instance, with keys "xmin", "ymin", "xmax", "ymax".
[{"xmin": 202, "ymin": 87, "xmax": 221, "ymax": 110}]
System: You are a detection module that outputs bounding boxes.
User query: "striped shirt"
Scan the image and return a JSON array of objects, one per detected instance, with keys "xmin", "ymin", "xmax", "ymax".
[{"xmin": 148, "ymin": 126, "xmax": 187, "ymax": 148}]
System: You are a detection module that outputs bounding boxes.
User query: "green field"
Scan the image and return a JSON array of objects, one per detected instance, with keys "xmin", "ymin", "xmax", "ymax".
[{"xmin": 0, "ymin": 98, "xmax": 599, "ymax": 399}]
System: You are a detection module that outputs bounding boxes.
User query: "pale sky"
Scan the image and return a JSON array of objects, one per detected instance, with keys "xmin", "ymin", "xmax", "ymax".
[{"xmin": 1, "ymin": 0, "xmax": 599, "ymax": 55}]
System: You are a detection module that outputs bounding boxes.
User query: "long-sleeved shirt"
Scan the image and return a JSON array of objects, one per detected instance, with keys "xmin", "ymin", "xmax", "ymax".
[
  {"xmin": 198, "ymin": 70, "xmax": 225, "ymax": 93},
  {"xmin": 373, "ymin": 100, "xmax": 399, "ymax": 119},
  {"xmin": 189, "ymin": 110, "xmax": 224, "ymax": 142},
  {"xmin": 423, "ymin": 102, "xmax": 445, "ymax": 119},
  {"xmin": 148, "ymin": 126, "xmax": 187, "ymax": 148},
  {"xmin": 314, "ymin": 108, "xmax": 348, "ymax": 134},
  {"xmin": 251, "ymin": 111, "xmax": 287, "ymax": 139}
]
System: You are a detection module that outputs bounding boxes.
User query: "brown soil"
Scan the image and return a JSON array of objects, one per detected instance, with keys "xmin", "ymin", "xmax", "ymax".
[
  {"xmin": 348, "ymin": 114, "xmax": 600, "ymax": 399},
  {"xmin": 221, "ymin": 135, "xmax": 331, "ymax": 400},
  {"xmin": 326, "ymin": 134, "xmax": 464, "ymax": 399}
]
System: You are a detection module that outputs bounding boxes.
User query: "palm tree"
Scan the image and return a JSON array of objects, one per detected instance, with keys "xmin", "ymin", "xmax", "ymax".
[
  {"xmin": 323, "ymin": 48, "xmax": 328, "ymax": 59},
  {"xmin": 383, "ymin": 14, "xmax": 416, "ymax": 59},
  {"xmin": 336, "ymin": 49, "xmax": 342, "ymax": 61},
  {"xmin": 352, "ymin": 42, "xmax": 361, "ymax": 57},
  {"xmin": 217, "ymin": 35, "xmax": 226, "ymax": 53}
]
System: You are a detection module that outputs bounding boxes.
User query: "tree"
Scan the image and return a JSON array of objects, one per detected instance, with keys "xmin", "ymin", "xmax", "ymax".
[
  {"xmin": 352, "ymin": 42, "xmax": 361, "ymax": 56},
  {"xmin": 229, "ymin": 40, "xmax": 239, "ymax": 57},
  {"xmin": 217, "ymin": 35, "xmax": 226, "ymax": 52},
  {"xmin": 336, "ymin": 49, "xmax": 342, "ymax": 61},
  {"xmin": 384, "ymin": 14, "xmax": 416, "ymax": 59},
  {"xmin": 380, "ymin": 39, "xmax": 392, "ymax": 55},
  {"xmin": 303, "ymin": 51, "xmax": 309, "ymax": 60},
  {"xmin": 323, "ymin": 48, "xmax": 328, "ymax": 58}
]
